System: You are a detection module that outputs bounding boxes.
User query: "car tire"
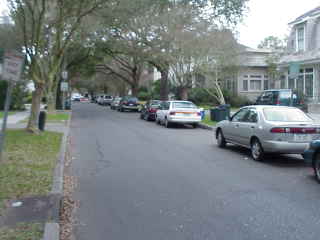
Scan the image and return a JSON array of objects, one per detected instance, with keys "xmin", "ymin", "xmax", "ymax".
[
  {"xmin": 120, "ymin": 107, "xmax": 124, "ymax": 112},
  {"xmin": 192, "ymin": 123, "xmax": 198, "ymax": 128},
  {"xmin": 251, "ymin": 138, "xmax": 264, "ymax": 161},
  {"xmin": 165, "ymin": 118, "xmax": 171, "ymax": 128},
  {"xmin": 313, "ymin": 152, "xmax": 320, "ymax": 184},
  {"xmin": 156, "ymin": 116, "xmax": 160, "ymax": 125},
  {"xmin": 217, "ymin": 129, "xmax": 226, "ymax": 148},
  {"xmin": 140, "ymin": 114, "xmax": 144, "ymax": 119}
]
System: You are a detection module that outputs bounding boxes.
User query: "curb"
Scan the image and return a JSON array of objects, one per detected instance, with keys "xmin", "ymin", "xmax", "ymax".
[
  {"xmin": 198, "ymin": 122, "xmax": 216, "ymax": 131},
  {"xmin": 43, "ymin": 112, "xmax": 72, "ymax": 240}
]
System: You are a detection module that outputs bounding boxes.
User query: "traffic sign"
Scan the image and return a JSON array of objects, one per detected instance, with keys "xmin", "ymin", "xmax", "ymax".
[
  {"xmin": 61, "ymin": 82, "xmax": 69, "ymax": 92},
  {"xmin": 3, "ymin": 51, "xmax": 24, "ymax": 82}
]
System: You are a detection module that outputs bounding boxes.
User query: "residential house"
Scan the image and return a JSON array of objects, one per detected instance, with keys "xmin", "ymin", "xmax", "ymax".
[
  {"xmin": 279, "ymin": 6, "xmax": 320, "ymax": 111},
  {"xmin": 234, "ymin": 46, "xmax": 273, "ymax": 101}
]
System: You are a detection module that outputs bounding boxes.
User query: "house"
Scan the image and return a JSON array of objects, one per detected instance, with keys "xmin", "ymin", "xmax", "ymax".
[
  {"xmin": 234, "ymin": 46, "xmax": 273, "ymax": 101},
  {"xmin": 279, "ymin": 6, "xmax": 320, "ymax": 111}
]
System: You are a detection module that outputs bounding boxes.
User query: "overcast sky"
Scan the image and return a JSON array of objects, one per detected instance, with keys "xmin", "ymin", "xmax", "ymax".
[
  {"xmin": 238, "ymin": 0, "xmax": 320, "ymax": 48},
  {"xmin": 1, "ymin": 1, "xmax": 320, "ymax": 49}
]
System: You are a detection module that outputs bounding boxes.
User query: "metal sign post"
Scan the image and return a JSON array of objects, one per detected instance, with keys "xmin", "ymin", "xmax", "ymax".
[
  {"xmin": 61, "ymin": 71, "xmax": 68, "ymax": 111},
  {"xmin": 0, "ymin": 51, "xmax": 24, "ymax": 162}
]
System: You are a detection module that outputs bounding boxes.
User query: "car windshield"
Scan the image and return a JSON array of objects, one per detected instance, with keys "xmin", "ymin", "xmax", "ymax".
[
  {"xmin": 172, "ymin": 102, "xmax": 197, "ymax": 109},
  {"xmin": 263, "ymin": 108, "xmax": 312, "ymax": 122}
]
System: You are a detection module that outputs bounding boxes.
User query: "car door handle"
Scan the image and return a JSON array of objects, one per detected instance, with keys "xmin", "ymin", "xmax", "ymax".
[
  {"xmin": 251, "ymin": 126, "xmax": 255, "ymax": 129},
  {"xmin": 235, "ymin": 124, "xmax": 239, "ymax": 127}
]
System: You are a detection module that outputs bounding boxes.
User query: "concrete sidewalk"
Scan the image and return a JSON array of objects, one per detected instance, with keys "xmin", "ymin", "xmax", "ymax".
[{"xmin": 0, "ymin": 111, "xmax": 29, "ymax": 125}]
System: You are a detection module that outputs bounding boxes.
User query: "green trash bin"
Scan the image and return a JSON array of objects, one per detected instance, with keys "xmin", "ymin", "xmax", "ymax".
[{"xmin": 210, "ymin": 104, "xmax": 230, "ymax": 122}]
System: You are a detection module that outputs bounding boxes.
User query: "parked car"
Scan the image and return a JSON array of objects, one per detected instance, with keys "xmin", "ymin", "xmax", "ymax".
[
  {"xmin": 80, "ymin": 97, "xmax": 89, "ymax": 102},
  {"xmin": 255, "ymin": 89, "xmax": 306, "ymax": 110},
  {"xmin": 96, "ymin": 95, "xmax": 105, "ymax": 105},
  {"xmin": 303, "ymin": 140, "xmax": 320, "ymax": 183},
  {"xmin": 156, "ymin": 101, "xmax": 201, "ymax": 128},
  {"xmin": 140, "ymin": 100, "xmax": 162, "ymax": 121},
  {"xmin": 71, "ymin": 93, "xmax": 82, "ymax": 101},
  {"xmin": 215, "ymin": 105, "xmax": 320, "ymax": 161},
  {"xmin": 118, "ymin": 96, "xmax": 140, "ymax": 112},
  {"xmin": 110, "ymin": 97, "xmax": 122, "ymax": 110},
  {"xmin": 102, "ymin": 95, "xmax": 113, "ymax": 106}
]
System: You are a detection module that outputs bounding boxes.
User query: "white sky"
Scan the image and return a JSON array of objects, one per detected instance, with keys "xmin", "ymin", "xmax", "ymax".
[
  {"xmin": 1, "ymin": 0, "xmax": 320, "ymax": 49},
  {"xmin": 238, "ymin": 0, "xmax": 320, "ymax": 48}
]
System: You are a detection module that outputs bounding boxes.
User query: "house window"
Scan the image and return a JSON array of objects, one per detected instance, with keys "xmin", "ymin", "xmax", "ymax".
[
  {"xmin": 264, "ymin": 80, "xmax": 269, "ymax": 90},
  {"xmin": 250, "ymin": 80, "xmax": 262, "ymax": 90},
  {"xmin": 243, "ymin": 79, "xmax": 248, "ymax": 91},
  {"xmin": 288, "ymin": 67, "xmax": 314, "ymax": 97},
  {"xmin": 296, "ymin": 26, "xmax": 305, "ymax": 52},
  {"xmin": 280, "ymin": 75, "xmax": 286, "ymax": 89}
]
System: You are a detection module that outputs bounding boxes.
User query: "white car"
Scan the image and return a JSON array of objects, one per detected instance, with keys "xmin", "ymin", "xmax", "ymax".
[{"xmin": 156, "ymin": 101, "xmax": 201, "ymax": 128}]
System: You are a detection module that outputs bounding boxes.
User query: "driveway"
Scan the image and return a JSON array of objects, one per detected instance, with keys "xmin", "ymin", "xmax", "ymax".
[{"xmin": 70, "ymin": 103, "xmax": 320, "ymax": 240}]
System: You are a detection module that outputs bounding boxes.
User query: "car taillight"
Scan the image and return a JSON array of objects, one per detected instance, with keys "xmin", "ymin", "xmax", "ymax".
[
  {"xmin": 270, "ymin": 127, "xmax": 317, "ymax": 134},
  {"xmin": 169, "ymin": 112, "xmax": 176, "ymax": 115},
  {"xmin": 149, "ymin": 108, "xmax": 157, "ymax": 113}
]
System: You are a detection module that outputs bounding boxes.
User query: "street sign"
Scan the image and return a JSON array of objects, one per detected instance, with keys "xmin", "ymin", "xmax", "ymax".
[
  {"xmin": 61, "ymin": 82, "xmax": 69, "ymax": 92},
  {"xmin": 62, "ymin": 71, "xmax": 68, "ymax": 80},
  {"xmin": 3, "ymin": 51, "xmax": 24, "ymax": 82}
]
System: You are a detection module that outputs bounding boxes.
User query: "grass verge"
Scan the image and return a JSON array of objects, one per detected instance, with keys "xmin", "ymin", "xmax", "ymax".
[
  {"xmin": 46, "ymin": 113, "xmax": 70, "ymax": 122},
  {"xmin": 0, "ymin": 223, "xmax": 43, "ymax": 240},
  {"xmin": 0, "ymin": 130, "xmax": 63, "ymax": 213},
  {"xmin": 0, "ymin": 112, "xmax": 16, "ymax": 119},
  {"xmin": 202, "ymin": 114, "xmax": 217, "ymax": 126}
]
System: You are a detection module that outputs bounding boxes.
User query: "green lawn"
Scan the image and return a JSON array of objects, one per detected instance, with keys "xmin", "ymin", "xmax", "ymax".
[
  {"xmin": 0, "ymin": 223, "xmax": 43, "ymax": 240},
  {"xmin": 202, "ymin": 114, "xmax": 217, "ymax": 126},
  {"xmin": 46, "ymin": 113, "xmax": 70, "ymax": 122},
  {"xmin": 0, "ymin": 112, "xmax": 16, "ymax": 119},
  {"xmin": 0, "ymin": 130, "xmax": 62, "ymax": 213}
]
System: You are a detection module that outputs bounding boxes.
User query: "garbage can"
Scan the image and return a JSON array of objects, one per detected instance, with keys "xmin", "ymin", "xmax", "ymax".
[
  {"xmin": 210, "ymin": 104, "xmax": 230, "ymax": 122},
  {"xmin": 200, "ymin": 108, "xmax": 205, "ymax": 120},
  {"xmin": 38, "ymin": 111, "xmax": 47, "ymax": 131}
]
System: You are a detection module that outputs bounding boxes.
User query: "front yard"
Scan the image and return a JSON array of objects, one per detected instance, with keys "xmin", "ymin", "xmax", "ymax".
[{"xmin": 0, "ymin": 129, "xmax": 63, "ymax": 239}]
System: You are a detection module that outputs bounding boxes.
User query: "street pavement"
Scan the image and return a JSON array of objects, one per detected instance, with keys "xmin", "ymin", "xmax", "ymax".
[{"xmin": 71, "ymin": 103, "xmax": 320, "ymax": 240}]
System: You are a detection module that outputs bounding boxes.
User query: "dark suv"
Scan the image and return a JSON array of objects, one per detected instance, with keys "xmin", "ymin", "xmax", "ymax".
[
  {"xmin": 255, "ymin": 89, "xmax": 306, "ymax": 110},
  {"xmin": 118, "ymin": 96, "xmax": 140, "ymax": 112}
]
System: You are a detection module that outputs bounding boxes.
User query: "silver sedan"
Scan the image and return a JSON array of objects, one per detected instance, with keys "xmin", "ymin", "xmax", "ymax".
[{"xmin": 215, "ymin": 105, "xmax": 320, "ymax": 161}]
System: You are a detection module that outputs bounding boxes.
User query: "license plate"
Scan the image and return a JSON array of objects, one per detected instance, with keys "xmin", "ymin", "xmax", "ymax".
[
  {"xmin": 293, "ymin": 134, "xmax": 312, "ymax": 142},
  {"xmin": 129, "ymin": 103, "xmax": 133, "ymax": 106}
]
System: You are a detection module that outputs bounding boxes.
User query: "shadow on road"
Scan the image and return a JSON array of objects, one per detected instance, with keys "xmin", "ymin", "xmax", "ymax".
[{"xmin": 225, "ymin": 144, "xmax": 307, "ymax": 168}]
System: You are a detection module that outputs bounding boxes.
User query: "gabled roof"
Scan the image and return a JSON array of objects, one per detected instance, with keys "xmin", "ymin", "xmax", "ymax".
[{"xmin": 289, "ymin": 6, "xmax": 320, "ymax": 25}]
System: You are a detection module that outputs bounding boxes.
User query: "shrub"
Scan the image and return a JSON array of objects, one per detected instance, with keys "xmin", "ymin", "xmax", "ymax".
[{"xmin": 0, "ymin": 80, "xmax": 28, "ymax": 111}]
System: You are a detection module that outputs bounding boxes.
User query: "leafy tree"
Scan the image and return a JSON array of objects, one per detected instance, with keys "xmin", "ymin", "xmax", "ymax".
[
  {"xmin": 258, "ymin": 36, "xmax": 286, "ymax": 51},
  {"xmin": 8, "ymin": 0, "xmax": 110, "ymax": 132}
]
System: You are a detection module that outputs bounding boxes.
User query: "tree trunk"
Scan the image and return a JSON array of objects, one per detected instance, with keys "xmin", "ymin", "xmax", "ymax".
[
  {"xmin": 160, "ymin": 68, "xmax": 169, "ymax": 101},
  {"xmin": 131, "ymin": 85, "xmax": 139, "ymax": 97},
  {"xmin": 180, "ymin": 87, "xmax": 188, "ymax": 100},
  {"xmin": 46, "ymin": 90, "xmax": 57, "ymax": 113},
  {"xmin": 26, "ymin": 84, "xmax": 44, "ymax": 133}
]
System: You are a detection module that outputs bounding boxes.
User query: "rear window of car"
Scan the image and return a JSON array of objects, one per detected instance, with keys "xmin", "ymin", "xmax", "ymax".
[
  {"xmin": 172, "ymin": 102, "xmax": 197, "ymax": 109},
  {"xmin": 263, "ymin": 108, "xmax": 311, "ymax": 122},
  {"xmin": 279, "ymin": 91, "xmax": 291, "ymax": 99},
  {"xmin": 128, "ymin": 97, "xmax": 138, "ymax": 102}
]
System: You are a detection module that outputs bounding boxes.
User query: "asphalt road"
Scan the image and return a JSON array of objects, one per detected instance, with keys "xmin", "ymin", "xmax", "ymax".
[{"xmin": 70, "ymin": 103, "xmax": 320, "ymax": 240}]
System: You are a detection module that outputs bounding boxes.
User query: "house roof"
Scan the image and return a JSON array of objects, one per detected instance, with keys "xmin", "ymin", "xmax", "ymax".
[
  {"xmin": 289, "ymin": 6, "xmax": 320, "ymax": 25},
  {"xmin": 279, "ymin": 50, "xmax": 320, "ymax": 66}
]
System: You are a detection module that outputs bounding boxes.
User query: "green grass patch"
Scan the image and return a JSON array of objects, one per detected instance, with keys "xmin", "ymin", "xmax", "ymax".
[
  {"xmin": 202, "ymin": 114, "xmax": 217, "ymax": 126},
  {"xmin": 0, "ymin": 223, "xmax": 43, "ymax": 240},
  {"xmin": 46, "ymin": 113, "xmax": 70, "ymax": 122},
  {"xmin": 0, "ymin": 130, "xmax": 62, "ymax": 213},
  {"xmin": 0, "ymin": 112, "xmax": 16, "ymax": 119}
]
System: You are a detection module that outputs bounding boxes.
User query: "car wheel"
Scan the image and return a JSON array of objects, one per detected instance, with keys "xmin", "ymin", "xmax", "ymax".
[
  {"xmin": 165, "ymin": 118, "xmax": 171, "ymax": 128},
  {"xmin": 251, "ymin": 138, "xmax": 264, "ymax": 161},
  {"xmin": 156, "ymin": 116, "xmax": 160, "ymax": 125},
  {"xmin": 313, "ymin": 153, "xmax": 320, "ymax": 183},
  {"xmin": 192, "ymin": 123, "xmax": 198, "ymax": 128},
  {"xmin": 217, "ymin": 129, "xmax": 226, "ymax": 148},
  {"xmin": 120, "ymin": 107, "xmax": 124, "ymax": 112},
  {"xmin": 140, "ymin": 113, "xmax": 144, "ymax": 119}
]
